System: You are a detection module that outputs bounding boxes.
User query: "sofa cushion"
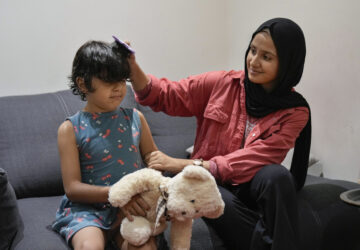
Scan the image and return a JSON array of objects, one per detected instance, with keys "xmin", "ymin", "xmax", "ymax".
[
  {"xmin": 298, "ymin": 183, "xmax": 360, "ymax": 250},
  {"xmin": 12, "ymin": 195, "xmax": 70, "ymax": 250},
  {"xmin": 0, "ymin": 168, "xmax": 23, "ymax": 250},
  {"xmin": 14, "ymin": 195, "xmax": 212, "ymax": 250},
  {"xmin": 136, "ymin": 105, "xmax": 196, "ymax": 159},
  {"xmin": 0, "ymin": 90, "xmax": 85, "ymax": 198}
]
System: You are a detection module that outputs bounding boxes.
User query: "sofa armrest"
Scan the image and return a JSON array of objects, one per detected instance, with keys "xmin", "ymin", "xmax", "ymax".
[{"xmin": 0, "ymin": 168, "xmax": 23, "ymax": 249}]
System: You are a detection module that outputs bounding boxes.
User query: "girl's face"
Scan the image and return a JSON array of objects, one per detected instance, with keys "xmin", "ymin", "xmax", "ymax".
[
  {"xmin": 82, "ymin": 77, "xmax": 127, "ymax": 113},
  {"xmin": 246, "ymin": 31, "xmax": 279, "ymax": 92}
]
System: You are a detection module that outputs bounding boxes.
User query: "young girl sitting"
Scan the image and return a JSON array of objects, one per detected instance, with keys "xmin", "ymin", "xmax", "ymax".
[{"xmin": 52, "ymin": 39, "xmax": 165, "ymax": 250}]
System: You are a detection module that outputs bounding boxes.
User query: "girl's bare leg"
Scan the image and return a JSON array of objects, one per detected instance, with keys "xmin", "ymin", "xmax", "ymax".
[{"xmin": 71, "ymin": 226, "xmax": 106, "ymax": 250}]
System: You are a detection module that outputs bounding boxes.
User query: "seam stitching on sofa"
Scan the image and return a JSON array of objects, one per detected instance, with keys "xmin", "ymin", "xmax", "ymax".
[{"xmin": 52, "ymin": 92, "xmax": 71, "ymax": 117}]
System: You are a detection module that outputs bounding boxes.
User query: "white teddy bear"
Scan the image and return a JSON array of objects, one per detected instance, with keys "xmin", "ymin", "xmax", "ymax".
[{"xmin": 108, "ymin": 165, "xmax": 225, "ymax": 250}]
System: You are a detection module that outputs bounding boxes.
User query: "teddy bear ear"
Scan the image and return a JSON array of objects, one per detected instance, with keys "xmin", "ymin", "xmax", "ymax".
[{"xmin": 182, "ymin": 165, "xmax": 213, "ymax": 181}]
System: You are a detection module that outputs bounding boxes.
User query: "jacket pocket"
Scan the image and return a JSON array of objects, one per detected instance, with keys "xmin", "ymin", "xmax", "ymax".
[
  {"xmin": 198, "ymin": 104, "xmax": 229, "ymax": 152},
  {"xmin": 203, "ymin": 104, "xmax": 228, "ymax": 124},
  {"xmin": 266, "ymin": 124, "xmax": 281, "ymax": 137}
]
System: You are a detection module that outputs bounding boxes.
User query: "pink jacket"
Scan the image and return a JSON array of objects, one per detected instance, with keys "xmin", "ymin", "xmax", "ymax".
[{"xmin": 136, "ymin": 70, "xmax": 309, "ymax": 185}]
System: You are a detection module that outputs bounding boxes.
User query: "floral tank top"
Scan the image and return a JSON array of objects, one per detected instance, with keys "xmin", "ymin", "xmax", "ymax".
[
  {"xmin": 52, "ymin": 107, "xmax": 143, "ymax": 243},
  {"xmin": 71, "ymin": 107, "xmax": 143, "ymax": 185}
]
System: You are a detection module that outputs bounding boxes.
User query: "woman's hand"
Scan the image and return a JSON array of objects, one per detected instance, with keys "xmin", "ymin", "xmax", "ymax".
[
  {"xmin": 121, "ymin": 194, "xmax": 150, "ymax": 221},
  {"xmin": 123, "ymin": 41, "xmax": 150, "ymax": 91},
  {"xmin": 123, "ymin": 41, "xmax": 136, "ymax": 66},
  {"xmin": 145, "ymin": 150, "xmax": 189, "ymax": 173}
]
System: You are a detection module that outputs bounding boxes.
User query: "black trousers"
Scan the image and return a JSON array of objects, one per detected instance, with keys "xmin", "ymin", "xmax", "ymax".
[{"xmin": 204, "ymin": 164, "xmax": 299, "ymax": 250}]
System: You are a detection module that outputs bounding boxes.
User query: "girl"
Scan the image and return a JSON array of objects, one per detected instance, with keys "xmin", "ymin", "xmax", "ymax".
[
  {"xmin": 52, "ymin": 39, "xmax": 166, "ymax": 250},
  {"xmin": 128, "ymin": 18, "xmax": 311, "ymax": 250}
]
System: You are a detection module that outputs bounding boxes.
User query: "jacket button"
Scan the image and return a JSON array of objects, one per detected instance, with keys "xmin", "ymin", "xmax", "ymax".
[{"xmin": 252, "ymin": 133, "xmax": 256, "ymax": 137}]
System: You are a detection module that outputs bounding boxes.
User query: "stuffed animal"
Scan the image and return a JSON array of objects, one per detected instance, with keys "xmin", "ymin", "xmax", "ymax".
[{"xmin": 108, "ymin": 165, "xmax": 225, "ymax": 250}]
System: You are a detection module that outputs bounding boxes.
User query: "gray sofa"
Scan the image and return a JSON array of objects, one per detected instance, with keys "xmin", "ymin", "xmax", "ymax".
[{"xmin": 1, "ymin": 85, "xmax": 360, "ymax": 250}]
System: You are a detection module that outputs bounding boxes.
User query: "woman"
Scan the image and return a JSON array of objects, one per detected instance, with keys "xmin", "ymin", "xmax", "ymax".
[{"xmin": 126, "ymin": 18, "xmax": 311, "ymax": 250}]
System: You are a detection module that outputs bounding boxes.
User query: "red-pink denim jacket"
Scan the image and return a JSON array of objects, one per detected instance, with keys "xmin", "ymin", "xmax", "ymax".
[{"xmin": 136, "ymin": 70, "xmax": 309, "ymax": 185}]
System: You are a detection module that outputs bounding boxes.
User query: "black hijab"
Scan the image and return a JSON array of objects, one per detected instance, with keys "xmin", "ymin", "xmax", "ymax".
[{"xmin": 244, "ymin": 18, "xmax": 311, "ymax": 190}]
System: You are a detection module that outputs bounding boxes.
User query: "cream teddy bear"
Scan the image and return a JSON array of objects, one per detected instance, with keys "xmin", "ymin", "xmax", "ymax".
[{"xmin": 108, "ymin": 165, "xmax": 225, "ymax": 250}]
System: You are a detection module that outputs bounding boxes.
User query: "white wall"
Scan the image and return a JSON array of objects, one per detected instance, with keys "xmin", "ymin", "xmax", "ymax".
[
  {"xmin": 0, "ymin": 0, "xmax": 229, "ymax": 96},
  {"xmin": 1, "ymin": 0, "xmax": 359, "ymax": 182}
]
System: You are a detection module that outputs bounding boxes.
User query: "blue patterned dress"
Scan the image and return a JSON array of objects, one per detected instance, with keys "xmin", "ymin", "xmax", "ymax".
[{"xmin": 52, "ymin": 107, "xmax": 143, "ymax": 244}]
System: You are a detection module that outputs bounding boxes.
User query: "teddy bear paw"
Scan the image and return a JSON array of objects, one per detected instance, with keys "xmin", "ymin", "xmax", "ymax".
[{"xmin": 120, "ymin": 216, "xmax": 152, "ymax": 246}]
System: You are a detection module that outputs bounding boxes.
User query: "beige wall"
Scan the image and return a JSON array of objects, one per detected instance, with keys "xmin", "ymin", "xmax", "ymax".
[{"xmin": 1, "ymin": 0, "xmax": 359, "ymax": 181}]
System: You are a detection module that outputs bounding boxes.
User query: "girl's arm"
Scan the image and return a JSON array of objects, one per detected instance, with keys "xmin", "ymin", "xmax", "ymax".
[
  {"xmin": 118, "ymin": 111, "xmax": 156, "ymax": 220},
  {"xmin": 137, "ymin": 110, "xmax": 158, "ymax": 160},
  {"xmin": 58, "ymin": 120, "xmax": 110, "ymax": 203}
]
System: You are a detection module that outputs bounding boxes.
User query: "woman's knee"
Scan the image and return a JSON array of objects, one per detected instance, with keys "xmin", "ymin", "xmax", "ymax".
[
  {"xmin": 251, "ymin": 164, "xmax": 296, "ymax": 197},
  {"xmin": 256, "ymin": 164, "xmax": 294, "ymax": 185}
]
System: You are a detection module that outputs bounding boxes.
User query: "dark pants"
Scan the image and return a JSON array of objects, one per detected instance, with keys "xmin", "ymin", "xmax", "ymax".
[{"xmin": 204, "ymin": 164, "xmax": 299, "ymax": 250}]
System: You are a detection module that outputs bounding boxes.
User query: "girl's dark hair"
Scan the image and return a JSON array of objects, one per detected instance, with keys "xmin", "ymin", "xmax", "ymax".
[{"xmin": 69, "ymin": 40, "xmax": 131, "ymax": 100}]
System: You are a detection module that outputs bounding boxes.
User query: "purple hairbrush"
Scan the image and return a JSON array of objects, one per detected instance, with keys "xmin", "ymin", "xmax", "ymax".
[{"xmin": 112, "ymin": 35, "xmax": 135, "ymax": 54}]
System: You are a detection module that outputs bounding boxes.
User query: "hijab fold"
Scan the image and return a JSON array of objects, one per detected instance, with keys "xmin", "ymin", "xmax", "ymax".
[{"xmin": 244, "ymin": 18, "xmax": 311, "ymax": 190}]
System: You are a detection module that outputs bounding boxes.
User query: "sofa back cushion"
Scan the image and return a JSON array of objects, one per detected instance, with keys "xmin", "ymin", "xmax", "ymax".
[
  {"xmin": 0, "ymin": 90, "xmax": 86, "ymax": 198},
  {"xmin": 0, "ymin": 85, "xmax": 196, "ymax": 199},
  {"xmin": 136, "ymin": 105, "xmax": 196, "ymax": 159}
]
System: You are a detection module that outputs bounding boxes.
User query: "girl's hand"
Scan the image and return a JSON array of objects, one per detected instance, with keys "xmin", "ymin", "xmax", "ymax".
[
  {"xmin": 145, "ymin": 150, "xmax": 186, "ymax": 173},
  {"xmin": 111, "ymin": 209, "xmax": 125, "ymax": 229},
  {"xmin": 121, "ymin": 194, "xmax": 150, "ymax": 221}
]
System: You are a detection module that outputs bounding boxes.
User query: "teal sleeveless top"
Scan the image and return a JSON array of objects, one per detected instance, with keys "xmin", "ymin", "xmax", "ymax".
[
  {"xmin": 52, "ymin": 107, "xmax": 143, "ymax": 243},
  {"xmin": 72, "ymin": 107, "xmax": 143, "ymax": 185}
]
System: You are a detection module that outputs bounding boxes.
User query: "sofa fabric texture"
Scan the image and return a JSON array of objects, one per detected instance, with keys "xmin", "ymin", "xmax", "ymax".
[
  {"xmin": 0, "ymin": 85, "xmax": 359, "ymax": 250},
  {"xmin": 0, "ymin": 91, "xmax": 84, "ymax": 199},
  {"xmin": 297, "ymin": 181, "xmax": 360, "ymax": 250}
]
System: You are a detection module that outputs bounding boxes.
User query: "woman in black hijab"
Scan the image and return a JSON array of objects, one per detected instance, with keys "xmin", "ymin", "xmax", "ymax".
[
  {"xmin": 233, "ymin": 17, "xmax": 311, "ymax": 249},
  {"xmin": 245, "ymin": 18, "xmax": 311, "ymax": 192},
  {"xmin": 127, "ymin": 17, "xmax": 310, "ymax": 250}
]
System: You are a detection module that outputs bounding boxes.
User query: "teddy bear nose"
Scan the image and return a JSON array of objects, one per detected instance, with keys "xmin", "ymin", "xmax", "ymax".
[{"xmin": 182, "ymin": 211, "xmax": 186, "ymax": 215}]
